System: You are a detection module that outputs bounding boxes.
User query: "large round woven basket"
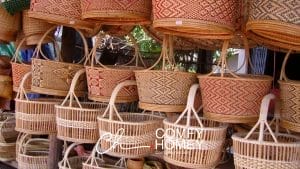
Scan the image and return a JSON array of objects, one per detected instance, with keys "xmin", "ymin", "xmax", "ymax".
[
  {"xmin": 97, "ymin": 81, "xmax": 164, "ymax": 158},
  {"xmin": 81, "ymin": 0, "xmax": 151, "ymax": 25},
  {"xmin": 232, "ymin": 94, "xmax": 300, "ymax": 169},
  {"xmin": 163, "ymin": 84, "xmax": 227, "ymax": 169},
  {"xmin": 246, "ymin": 0, "xmax": 300, "ymax": 51},
  {"xmin": 152, "ymin": 0, "xmax": 240, "ymax": 39},
  {"xmin": 0, "ymin": 5, "xmax": 20, "ymax": 43},
  {"xmin": 58, "ymin": 143, "xmax": 89, "ymax": 169}
]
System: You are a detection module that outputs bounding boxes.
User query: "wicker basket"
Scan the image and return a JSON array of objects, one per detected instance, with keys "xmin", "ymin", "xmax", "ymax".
[
  {"xmin": 152, "ymin": 0, "xmax": 240, "ymax": 39},
  {"xmin": 97, "ymin": 80, "xmax": 164, "ymax": 158},
  {"xmin": 31, "ymin": 27, "xmax": 88, "ymax": 97},
  {"xmin": 58, "ymin": 143, "xmax": 89, "ymax": 169},
  {"xmin": 56, "ymin": 69, "xmax": 108, "ymax": 143},
  {"xmin": 232, "ymin": 93, "xmax": 300, "ymax": 169},
  {"xmin": 1, "ymin": 0, "xmax": 30, "ymax": 15},
  {"xmin": 163, "ymin": 84, "xmax": 227, "ymax": 169},
  {"xmin": 278, "ymin": 50, "xmax": 300, "ymax": 132},
  {"xmin": 80, "ymin": 0, "xmax": 151, "ymax": 25},
  {"xmin": 198, "ymin": 40, "xmax": 272, "ymax": 123},
  {"xmin": 247, "ymin": 0, "xmax": 300, "ymax": 51},
  {"xmin": 0, "ymin": 5, "xmax": 20, "ymax": 43}
]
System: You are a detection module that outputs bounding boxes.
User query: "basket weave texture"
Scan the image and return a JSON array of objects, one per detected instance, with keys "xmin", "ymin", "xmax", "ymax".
[
  {"xmin": 0, "ymin": 5, "xmax": 20, "ymax": 43},
  {"xmin": 0, "ymin": 75, "xmax": 12, "ymax": 99},
  {"xmin": 58, "ymin": 143, "xmax": 88, "ymax": 169}
]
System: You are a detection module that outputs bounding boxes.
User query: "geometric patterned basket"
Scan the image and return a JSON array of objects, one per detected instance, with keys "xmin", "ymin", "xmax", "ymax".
[{"xmin": 0, "ymin": 5, "xmax": 21, "ymax": 43}]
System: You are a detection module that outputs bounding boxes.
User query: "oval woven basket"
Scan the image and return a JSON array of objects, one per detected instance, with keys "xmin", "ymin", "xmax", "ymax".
[
  {"xmin": 278, "ymin": 50, "xmax": 300, "ymax": 132},
  {"xmin": 232, "ymin": 94, "xmax": 300, "ymax": 169},
  {"xmin": 81, "ymin": 0, "xmax": 151, "ymax": 25},
  {"xmin": 0, "ymin": 5, "xmax": 20, "ymax": 43},
  {"xmin": 163, "ymin": 84, "xmax": 227, "ymax": 169},
  {"xmin": 152, "ymin": 0, "xmax": 240, "ymax": 39},
  {"xmin": 97, "ymin": 80, "xmax": 164, "ymax": 158},
  {"xmin": 58, "ymin": 143, "xmax": 89, "ymax": 169}
]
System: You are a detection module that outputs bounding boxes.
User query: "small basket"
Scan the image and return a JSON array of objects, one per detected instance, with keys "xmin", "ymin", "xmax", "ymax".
[
  {"xmin": 58, "ymin": 143, "xmax": 89, "ymax": 169},
  {"xmin": 97, "ymin": 80, "xmax": 164, "ymax": 158},
  {"xmin": 15, "ymin": 72, "xmax": 62, "ymax": 134},
  {"xmin": 163, "ymin": 84, "xmax": 227, "ymax": 169},
  {"xmin": 232, "ymin": 93, "xmax": 300, "ymax": 169},
  {"xmin": 278, "ymin": 50, "xmax": 300, "ymax": 132},
  {"xmin": 0, "ymin": 5, "xmax": 20, "ymax": 43},
  {"xmin": 1, "ymin": 0, "xmax": 30, "ymax": 15},
  {"xmin": 56, "ymin": 69, "xmax": 108, "ymax": 143}
]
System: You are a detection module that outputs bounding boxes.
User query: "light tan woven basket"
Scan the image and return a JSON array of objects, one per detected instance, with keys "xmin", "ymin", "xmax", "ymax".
[
  {"xmin": 58, "ymin": 143, "xmax": 89, "ymax": 169},
  {"xmin": 278, "ymin": 50, "xmax": 300, "ymax": 132},
  {"xmin": 97, "ymin": 80, "xmax": 164, "ymax": 158},
  {"xmin": 31, "ymin": 26, "xmax": 88, "ymax": 97},
  {"xmin": 198, "ymin": 40, "xmax": 272, "ymax": 123},
  {"xmin": 0, "ymin": 5, "xmax": 20, "ymax": 43},
  {"xmin": 232, "ymin": 93, "xmax": 300, "ymax": 169},
  {"xmin": 15, "ymin": 72, "xmax": 62, "ymax": 134},
  {"xmin": 163, "ymin": 84, "xmax": 227, "ymax": 169},
  {"xmin": 56, "ymin": 69, "xmax": 108, "ymax": 143}
]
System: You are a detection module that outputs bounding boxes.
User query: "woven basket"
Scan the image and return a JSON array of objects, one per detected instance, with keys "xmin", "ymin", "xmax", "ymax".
[
  {"xmin": 247, "ymin": 0, "xmax": 300, "ymax": 51},
  {"xmin": 163, "ymin": 84, "xmax": 227, "ymax": 169},
  {"xmin": 97, "ymin": 80, "xmax": 164, "ymax": 158},
  {"xmin": 1, "ymin": 0, "xmax": 30, "ymax": 15},
  {"xmin": 198, "ymin": 40, "xmax": 272, "ymax": 124},
  {"xmin": 0, "ymin": 5, "xmax": 20, "ymax": 43},
  {"xmin": 232, "ymin": 93, "xmax": 300, "ymax": 169},
  {"xmin": 0, "ymin": 142, "xmax": 16, "ymax": 161},
  {"xmin": 56, "ymin": 69, "xmax": 108, "ymax": 143},
  {"xmin": 81, "ymin": 0, "xmax": 151, "ymax": 25},
  {"xmin": 0, "ymin": 112, "xmax": 18, "ymax": 143},
  {"xmin": 0, "ymin": 75, "xmax": 12, "ymax": 99},
  {"xmin": 58, "ymin": 143, "xmax": 89, "ymax": 169},
  {"xmin": 31, "ymin": 27, "xmax": 88, "ymax": 97},
  {"xmin": 152, "ymin": 0, "xmax": 240, "ymax": 39},
  {"xmin": 278, "ymin": 50, "xmax": 300, "ymax": 132}
]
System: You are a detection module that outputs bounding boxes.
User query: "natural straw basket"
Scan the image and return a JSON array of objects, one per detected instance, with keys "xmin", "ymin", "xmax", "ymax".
[
  {"xmin": 152, "ymin": 0, "xmax": 240, "ymax": 39},
  {"xmin": 198, "ymin": 40, "xmax": 272, "ymax": 123},
  {"xmin": 80, "ymin": 0, "xmax": 151, "ymax": 25},
  {"xmin": 58, "ymin": 143, "xmax": 89, "ymax": 169},
  {"xmin": 246, "ymin": 0, "xmax": 300, "ymax": 51},
  {"xmin": 278, "ymin": 50, "xmax": 300, "ymax": 132},
  {"xmin": 163, "ymin": 84, "xmax": 227, "ymax": 169},
  {"xmin": 15, "ymin": 72, "xmax": 62, "ymax": 134},
  {"xmin": 135, "ymin": 35, "xmax": 197, "ymax": 113},
  {"xmin": 31, "ymin": 26, "xmax": 88, "ymax": 97},
  {"xmin": 56, "ymin": 69, "xmax": 108, "ymax": 143},
  {"xmin": 0, "ymin": 5, "xmax": 20, "ymax": 43},
  {"xmin": 232, "ymin": 93, "xmax": 300, "ymax": 169},
  {"xmin": 97, "ymin": 80, "xmax": 164, "ymax": 158}
]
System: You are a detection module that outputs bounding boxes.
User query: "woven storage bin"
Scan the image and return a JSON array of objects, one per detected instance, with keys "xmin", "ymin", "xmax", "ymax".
[
  {"xmin": 278, "ymin": 50, "xmax": 300, "ymax": 132},
  {"xmin": 56, "ymin": 69, "xmax": 108, "ymax": 143},
  {"xmin": 58, "ymin": 143, "xmax": 89, "ymax": 169},
  {"xmin": 163, "ymin": 84, "xmax": 227, "ymax": 169},
  {"xmin": 97, "ymin": 80, "xmax": 164, "ymax": 158},
  {"xmin": 232, "ymin": 93, "xmax": 300, "ymax": 169},
  {"xmin": 0, "ymin": 5, "xmax": 20, "ymax": 43},
  {"xmin": 1, "ymin": 0, "xmax": 30, "ymax": 15},
  {"xmin": 198, "ymin": 40, "xmax": 272, "ymax": 123},
  {"xmin": 152, "ymin": 0, "xmax": 240, "ymax": 39},
  {"xmin": 81, "ymin": 0, "xmax": 151, "ymax": 25},
  {"xmin": 247, "ymin": 0, "xmax": 300, "ymax": 51},
  {"xmin": 0, "ymin": 75, "xmax": 12, "ymax": 99}
]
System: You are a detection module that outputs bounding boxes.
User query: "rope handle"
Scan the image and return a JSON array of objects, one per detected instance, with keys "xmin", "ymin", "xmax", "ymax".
[
  {"xmin": 61, "ymin": 142, "xmax": 81, "ymax": 168},
  {"xmin": 279, "ymin": 50, "xmax": 293, "ymax": 81},
  {"xmin": 244, "ymin": 93, "xmax": 278, "ymax": 143},
  {"xmin": 174, "ymin": 84, "xmax": 204, "ymax": 128},
  {"xmin": 0, "ymin": 113, "xmax": 15, "ymax": 143},
  {"xmin": 102, "ymin": 80, "xmax": 137, "ymax": 121},
  {"xmin": 61, "ymin": 69, "xmax": 86, "ymax": 108},
  {"xmin": 122, "ymin": 34, "xmax": 146, "ymax": 68},
  {"xmin": 15, "ymin": 72, "xmax": 31, "ymax": 101}
]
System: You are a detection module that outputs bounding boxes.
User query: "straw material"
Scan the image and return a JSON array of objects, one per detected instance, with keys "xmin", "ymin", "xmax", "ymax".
[
  {"xmin": 58, "ymin": 143, "xmax": 88, "ymax": 169},
  {"xmin": 81, "ymin": 0, "xmax": 151, "ymax": 25},
  {"xmin": 0, "ymin": 5, "xmax": 20, "ymax": 43},
  {"xmin": 0, "ymin": 113, "xmax": 18, "ymax": 143},
  {"xmin": 232, "ymin": 94, "xmax": 300, "ymax": 169},
  {"xmin": 0, "ymin": 75, "xmax": 12, "ymax": 99},
  {"xmin": 11, "ymin": 62, "xmax": 31, "ymax": 92}
]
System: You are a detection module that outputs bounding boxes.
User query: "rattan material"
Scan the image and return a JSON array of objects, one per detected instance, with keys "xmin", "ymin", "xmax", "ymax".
[
  {"xmin": 0, "ymin": 5, "xmax": 20, "ymax": 43},
  {"xmin": 58, "ymin": 143, "xmax": 89, "ymax": 169},
  {"xmin": 0, "ymin": 113, "xmax": 18, "ymax": 143},
  {"xmin": 0, "ymin": 142, "xmax": 16, "ymax": 161},
  {"xmin": 163, "ymin": 84, "xmax": 227, "ymax": 169},
  {"xmin": 81, "ymin": 0, "xmax": 151, "ymax": 25},
  {"xmin": 0, "ymin": 75, "xmax": 12, "ymax": 99},
  {"xmin": 97, "ymin": 80, "xmax": 164, "ymax": 158},
  {"xmin": 278, "ymin": 50, "xmax": 300, "ymax": 132},
  {"xmin": 232, "ymin": 93, "xmax": 300, "ymax": 169},
  {"xmin": 55, "ymin": 69, "xmax": 108, "ymax": 143}
]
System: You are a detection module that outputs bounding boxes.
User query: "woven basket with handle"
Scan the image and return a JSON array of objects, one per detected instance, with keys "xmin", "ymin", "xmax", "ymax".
[
  {"xmin": 232, "ymin": 93, "xmax": 300, "ymax": 169},
  {"xmin": 58, "ymin": 143, "xmax": 89, "ymax": 169},
  {"xmin": 0, "ymin": 5, "xmax": 20, "ymax": 43}
]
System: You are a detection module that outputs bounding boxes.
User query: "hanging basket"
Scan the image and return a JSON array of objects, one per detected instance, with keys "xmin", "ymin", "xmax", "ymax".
[
  {"xmin": 80, "ymin": 0, "xmax": 151, "ymax": 25},
  {"xmin": 232, "ymin": 93, "xmax": 300, "ymax": 169},
  {"xmin": 97, "ymin": 80, "xmax": 164, "ymax": 158},
  {"xmin": 1, "ymin": 0, "xmax": 30, "ymax": 15},
  {"xmin": 0, "ymin": 5, "xmax": 20, "ymax": 43},
  {"xmin": 278, "ymin": 50, "xmax": 300, "ymax": 132},
  {"xmin": 58, "ymin": 143, "xmax": 89, "ymax": 169},
  {"xmin": 163, "ymin": 84, "xmax": 227, "ymax": 169}
]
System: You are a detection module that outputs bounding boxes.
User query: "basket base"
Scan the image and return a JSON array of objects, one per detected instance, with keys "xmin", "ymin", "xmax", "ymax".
[
  {"xmin": 204, "ymin": 112, "xmax": 258, "ymax": 124},
  {"xmin": 88, "ymin": 95, "xmax": 138, "ymax": 104},
  {"xmin": 164, "ymin": 155, "xmax": 217, "ymax": 169},
  {"xmin": 31, "ymin": 86, "xmax": 85, "ymax": 97},
  {"xmin": 280, "ymin": 119, "xmax": 300, "ymax": 133},
  {"xmin": 139, "ymin": 102, "xmax": 186, "ymax": 113},
  {"xmin": 57, "ymin": 135, "xmax": 97, "ymax": 144}
]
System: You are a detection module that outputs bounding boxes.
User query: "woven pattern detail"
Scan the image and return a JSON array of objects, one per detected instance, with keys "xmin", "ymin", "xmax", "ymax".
[
  {"xmin": 249, "ymin": 0, "xmax": 300, "ymax": 24},
  {"xmin": 18, "ymin": 154, "xmax": 48, "ymax": 169},
  {"xmin": 11, "ymin": 62, "xmax": 31, "ymax": 92},
  {"xmin": 0, "ymin": 6, "xmax": 20, "ymax": 42}
]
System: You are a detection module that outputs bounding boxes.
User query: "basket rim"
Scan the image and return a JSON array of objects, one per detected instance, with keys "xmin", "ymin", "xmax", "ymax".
[
  {"xmin": 278, "ymin": 79, "xmax": 300, "ymax": 85},
  {"xmin": 247, "ymin": 20, "xmax": 300, "ymax": 34},
  {"xmin": 55, "ymin": 101, "xmax": 108, "ymax": 112},
  {"xmin": 15, "ymin": 98, "xmax": 63, "ymax": 105},
  {"xmin": 198, "ymin": 73, "xmax": 273, "ymax": 81},
  {"xmin": 85, "ymin": 65, "xmax": 144, "ymax": 71},
  {"xmin": 32, "ymin": 58, "xmax": 84, "ymax": 67},
  {"xmin": 97, "ymin": 113, "xmax": 164, "ymax": 125},
  {"xmin": 58, "ymin": 155, "xmax": 89, "ymax": 167},
  {"xmin": 134, "ymin": 70, "xmax": 196, "ymax": 76}
]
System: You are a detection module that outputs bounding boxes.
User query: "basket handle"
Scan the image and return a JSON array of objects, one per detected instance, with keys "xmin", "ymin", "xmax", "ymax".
[
  {"xmin": 85, "ymin": 139, "xmax": 104, "ymax": 167},
  {"xmin": 61, "ymin": 69, "xmax": 86, "ymax": 108},
  {"xmin": 244, "ymin": 93, "xmax": 278, "ymax": 143},
  {"xmin": 102, "ymin": 80, "xmax": 137, "ymax": 121},
  {"xmin": 279, "ymin": 50, "xmax": 293, "ymax": 81},
  {"xmin": 0, "ymin": 113, "xmax": 15, "ymax": 143},
  {"xmin": 61, "ymin": 142, "xmax": 81, "ymax": 168},
  {"xmin": 15, "ymin": 71, "xmax": 31, "ymax": 101},
  {"xmin": 174, "ymin": 84, "xmax": 204, "ymax": 128}
]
